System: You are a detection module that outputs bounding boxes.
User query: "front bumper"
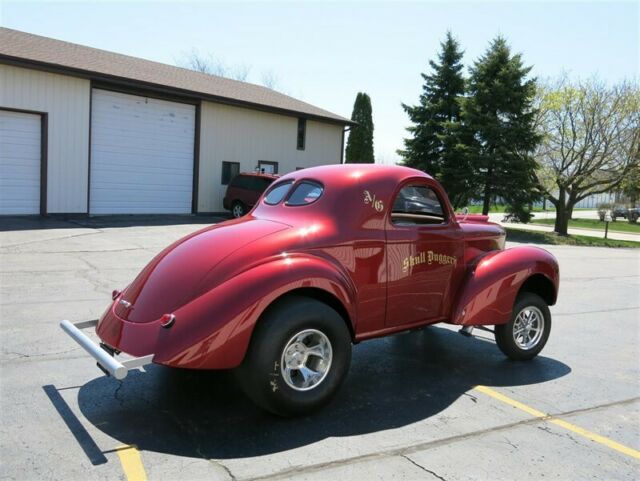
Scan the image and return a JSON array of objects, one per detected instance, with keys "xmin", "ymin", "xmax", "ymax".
[{"xmin": 60, "ymin": 319, "xmax": 154, "ymax": 380}]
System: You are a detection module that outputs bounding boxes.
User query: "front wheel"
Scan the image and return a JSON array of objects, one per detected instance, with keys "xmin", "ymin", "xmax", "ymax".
[
  {"xmin": 495, "ymin": 293, "xmax": 551, "ymax": 361},
  {"xmin": 235, "ymin": 296, "xmax": 352, "ymax": 416}
]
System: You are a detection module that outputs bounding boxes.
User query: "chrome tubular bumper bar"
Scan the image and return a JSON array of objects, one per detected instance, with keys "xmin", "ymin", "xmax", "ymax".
[{"xmin": 60, "ymin": 319, "xmax": 154, "ymax": 380}]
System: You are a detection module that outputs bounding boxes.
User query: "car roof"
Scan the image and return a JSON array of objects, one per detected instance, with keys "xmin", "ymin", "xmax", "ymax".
[
  {"xmin": 236, "ymin": 172, "xmax": 280, "ymax": 179},
  {"xmin": 278, "ymin": 163, "xmax": 433, "ymax": 186}
]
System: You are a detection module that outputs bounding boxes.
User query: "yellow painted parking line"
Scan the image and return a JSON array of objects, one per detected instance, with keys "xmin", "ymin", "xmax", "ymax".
[
  {"xmin": 116, "ymin": 445, "xmax": 148, "ymax": 481},
  {"xmin": 475, "ymin": 385, "xmax": 547, "ymax": 418},
  {"xmin": 475, "ymin": 385, "xmax": 640, "ymax": 460},
  {"xmin": 548, "ymin": 418, "xmax": 640, "ymax": 460}
]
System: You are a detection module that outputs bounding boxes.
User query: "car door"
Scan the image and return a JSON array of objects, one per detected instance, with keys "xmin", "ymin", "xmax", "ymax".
[{"xmin": 385, "ymin": 180, "xmax": 464, "ymax": 327}]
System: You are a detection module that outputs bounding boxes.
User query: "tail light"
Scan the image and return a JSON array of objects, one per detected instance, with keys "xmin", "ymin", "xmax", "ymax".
[{"xmin": 160, "ymin": 314, "xmax": 176, "ymax": 328}]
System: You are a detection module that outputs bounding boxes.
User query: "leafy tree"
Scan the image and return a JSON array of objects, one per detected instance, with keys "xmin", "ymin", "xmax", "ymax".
[
  {"xmin": 398, "ymin": 32, "xmax": 472, "ymax": 208},
  {"xmin": 345, "ymin": 92, "xmax": 374, "ymax": 163},
  {"xmin": 464, "ymin": 36, "xmax": 541, "ymax": 216},
  {"xmin": 535, "ymin": 78, "xmax": 640, "ymax": 234}
]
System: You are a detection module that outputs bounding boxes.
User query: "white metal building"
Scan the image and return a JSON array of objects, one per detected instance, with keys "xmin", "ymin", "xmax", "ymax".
[{"xmin": 0, "ymin": 28, "xmax": 352, "ymax": 215}]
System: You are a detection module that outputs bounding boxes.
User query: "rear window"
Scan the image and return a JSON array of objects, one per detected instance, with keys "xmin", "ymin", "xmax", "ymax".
[
  {"xmin": 286, "ymin": 181, "xmax": 324, "ymax": 206},
  {"xmin": 230, "ymin": 175, "xmax": 251, "ymax": 189},
  {"xmin": 264, "ymin": 181, "xmax": 293, "ymax": 205},
  {"xmin": 230, "ymin": 175, "xmax": 274, "ymax": 192},
  {"xmin": 248, "ymin": 176, "xmax": 272, "ymax": 192}
]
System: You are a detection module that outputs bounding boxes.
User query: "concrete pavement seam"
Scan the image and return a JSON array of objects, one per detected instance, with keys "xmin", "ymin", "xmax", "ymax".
[{"xmin": 242, "ymin": 396, "xmax": 638, "ymax": 481}]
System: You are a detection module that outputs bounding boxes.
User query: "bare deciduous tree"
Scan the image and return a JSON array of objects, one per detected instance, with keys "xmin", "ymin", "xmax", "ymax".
[
  {"xmin": 535, "ymin": 78, "xmax": 640, "ymax": 235},
  {"xmin": 178, "ymin": 49, "xmax": 251, "ymax": 82},
  {"xmin": 179, "ymin": 49, "xmax": 225, "ymax": 76},
  {"xmin": 260, "ymin": 70, "xmax": 279, "ymax": 91}
]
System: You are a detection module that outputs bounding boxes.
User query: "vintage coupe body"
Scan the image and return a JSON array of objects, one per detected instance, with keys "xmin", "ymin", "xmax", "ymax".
[{"xmin": 62, "ymin": 164, "xmax": 559, "ymax": 415}]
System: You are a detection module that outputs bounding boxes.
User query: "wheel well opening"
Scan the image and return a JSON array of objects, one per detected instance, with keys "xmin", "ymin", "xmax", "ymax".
[
  {"xmin": 266, "ymin": 288, "xmax": 355, "ymax": 340},
  {"xmin": 519, "ymin": 274, "xmax": 556, "ymax": 305}
]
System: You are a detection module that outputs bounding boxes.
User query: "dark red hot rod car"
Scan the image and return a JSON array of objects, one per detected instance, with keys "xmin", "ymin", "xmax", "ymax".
[{"xmin": 61, "ymin": 164, "xmax": 559, "ymax": 416}]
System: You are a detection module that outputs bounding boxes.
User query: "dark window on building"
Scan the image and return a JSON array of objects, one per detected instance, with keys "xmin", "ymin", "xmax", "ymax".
[
  {"xmin": 258, "ymin": 160, "xmax": 278, "ymax": 174},
  {"xmin": 297, "ymin": 118, "xmax": 306, "ymax": 150},
  {"xmin": 222, "ymin": 161, "xmax": 240, "ymax": 185},
  {"xmin": 391, "ymin": 184, "xmax": 446, "ymax": 225},
  {"xmin": 296, "ymin": 167, "xmax": 305, "ymax": 171},
  {"xmin": 286, "ymin": 181, "xmax": 324, "ymax": 206}
]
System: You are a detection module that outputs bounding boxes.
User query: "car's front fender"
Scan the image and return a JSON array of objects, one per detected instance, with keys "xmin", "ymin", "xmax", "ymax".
[
  {"xmin": 153, "ymin": 253, "xmax": 356, "ymax": 369},
  {"xmin": 450, "ymin": 246, "xmax": 559, "ymax": 326}
]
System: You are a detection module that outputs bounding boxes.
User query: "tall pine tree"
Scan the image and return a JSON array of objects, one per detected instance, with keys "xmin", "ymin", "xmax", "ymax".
[
  {"xmin": 464, "ymin": 36, "xmax": 540, "ymax": 216},
  {"xmin": 345, "ymin": 92, "xmax": 374, "ymax": 163},
  {"xmin": 399, "ymin": 31, "xmax": 472, "ymax": 208}
]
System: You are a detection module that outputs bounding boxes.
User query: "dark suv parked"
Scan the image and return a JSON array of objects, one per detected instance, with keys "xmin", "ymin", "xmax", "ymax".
[
  {"xmin": 223, "ymin": 172, "xmax": 278, "ymax": 218},
  {"xmin": 610, "ymin": 205, "xmax": 628, "ymax": 220}
]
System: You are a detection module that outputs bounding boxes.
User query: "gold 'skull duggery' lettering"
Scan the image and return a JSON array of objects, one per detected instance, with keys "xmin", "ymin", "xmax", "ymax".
[{"xmin": 402, "ymin": 250, "xmax": 457, "ymax": 272}]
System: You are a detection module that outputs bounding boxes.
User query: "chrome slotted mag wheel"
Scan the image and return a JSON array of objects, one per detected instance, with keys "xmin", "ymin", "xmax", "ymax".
[
  {"xmin": 512, "ymin": 305, "xmax": 545, "ymax": 350},
  {"xmin": 281, "ymin": 329, "xmax": 333, "ymax": 391}
]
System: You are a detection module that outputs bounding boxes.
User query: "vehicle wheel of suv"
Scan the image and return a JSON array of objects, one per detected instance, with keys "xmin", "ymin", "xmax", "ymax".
[
  {"xmin": 236, "ymin": 296, "xmax": 352, "ymax": 416},
  {"xmin": 231, "ymin": 201, "xmax": 246, "ymax": 218},
  {"xmin": 495, "ymin": 292, "xmax": 551, "ymax": 361}
]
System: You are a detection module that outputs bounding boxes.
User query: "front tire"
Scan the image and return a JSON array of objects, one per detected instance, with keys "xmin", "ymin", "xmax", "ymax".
[
  {"xmin": 236, "ymin": 296, "xmax": 352, "ymax": 416},
  {"xmin": 495, "ymin": 293, "xmax": 551, "ymax": 361}
]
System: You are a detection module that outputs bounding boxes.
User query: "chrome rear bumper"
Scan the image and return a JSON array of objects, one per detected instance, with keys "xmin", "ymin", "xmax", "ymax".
[{"xmin": 60, "ymin": 319, "xmax": 154, "ymax": 380}]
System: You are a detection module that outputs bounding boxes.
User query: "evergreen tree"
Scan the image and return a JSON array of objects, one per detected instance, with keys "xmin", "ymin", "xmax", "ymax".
[
  {"xmin": 464, "ymin": 36, "xmax": 540, "ymax": 216},
  {"xmin": 345, "ymin": 92, "xmax": 374, "ymax": 163},
  {"xmin": 398, "ymin": 31, "xmax": 472, "ymax": 208}
]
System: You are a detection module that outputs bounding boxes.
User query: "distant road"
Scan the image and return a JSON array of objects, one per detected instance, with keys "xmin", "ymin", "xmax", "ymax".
[{"xmin": 487, "ymin": 211, "xmax": 640, "ymax": 242}]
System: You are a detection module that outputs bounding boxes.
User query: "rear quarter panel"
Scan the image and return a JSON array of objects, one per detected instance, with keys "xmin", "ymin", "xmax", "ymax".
[{"xmin": 152, "ymin": 254, "xmax": 356, "ymax": 369}]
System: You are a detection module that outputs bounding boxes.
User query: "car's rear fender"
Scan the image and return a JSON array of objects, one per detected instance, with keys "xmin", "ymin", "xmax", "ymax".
[
  {"xmin": 450, "ymin": 246, "xmax": 559, "ymax": 326},
  {"xmin": 154, "ymin": 253, "xmax": 356, "ymax": 370}
]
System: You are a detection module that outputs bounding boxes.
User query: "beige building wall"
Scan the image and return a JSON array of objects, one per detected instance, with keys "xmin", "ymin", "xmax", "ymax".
[
  {"xmin": 0, "ymin": 64, "xmax": 90, "ymax": 213},
  {"xmin": 198, "ymin": 101, "xmax": 343, "ymax": 212}
]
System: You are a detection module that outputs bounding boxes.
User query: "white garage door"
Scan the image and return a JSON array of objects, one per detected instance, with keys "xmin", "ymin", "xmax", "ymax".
[
  {"xmin": 0, "ymin": 110, "xmax": 41, "ymax": 215},
  {"xmin": 90, "ymin": 89, "xmax": 195, "ymax": 214}
]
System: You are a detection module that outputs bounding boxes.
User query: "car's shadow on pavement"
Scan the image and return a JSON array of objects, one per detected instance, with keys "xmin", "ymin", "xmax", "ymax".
[{"xmin": 77, "ymin": 326, "xmax": 570, "ymax": 459}]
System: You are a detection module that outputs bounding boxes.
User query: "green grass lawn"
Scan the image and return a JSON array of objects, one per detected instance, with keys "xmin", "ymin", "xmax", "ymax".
[
  {"xmin": 505, "ymin": 228, "xmax": 640, "ymax": 248},
  {"xmin": 466, "ymin": 204, "xmax": 558, "ymax": 214},
  {"xmin": 532, "ymin": 218, "xmax": 640, "ymax": 234},
  {"xmin": 466, "ymin": 204, "xmax": 507, "ymax": 214}
]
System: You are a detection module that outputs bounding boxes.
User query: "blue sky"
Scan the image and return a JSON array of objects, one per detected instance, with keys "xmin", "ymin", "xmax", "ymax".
[{"xmin": 1, "ymin": 1, "xmax": 638, "ymax": 164}]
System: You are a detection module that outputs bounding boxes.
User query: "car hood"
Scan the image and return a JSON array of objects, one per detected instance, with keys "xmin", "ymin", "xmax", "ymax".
[{"xmin": 116, "ymin": 218, "xmax": 290, "ymax": 323}]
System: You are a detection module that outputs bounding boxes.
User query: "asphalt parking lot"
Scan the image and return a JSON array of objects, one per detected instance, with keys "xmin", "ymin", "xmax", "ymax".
[{"xmin": 1, "ymin": 216, "xmax": 639, "ymax": 480}]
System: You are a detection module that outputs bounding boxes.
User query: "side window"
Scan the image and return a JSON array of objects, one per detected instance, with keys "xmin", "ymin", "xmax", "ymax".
[
  {"xmin": 264, "ymin": 181, "xmax": 293, "ymax": 205},
  {"xmin": 391, "ymin": 184, "xmax": 446, "ymax": 225},
  {"xmin": 286, "ymin": 181, "xmax": 323, "ymax": 206},
  {"xmin": 223, "ymin": 162, "xmax": 240, "ymax": 185}
]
